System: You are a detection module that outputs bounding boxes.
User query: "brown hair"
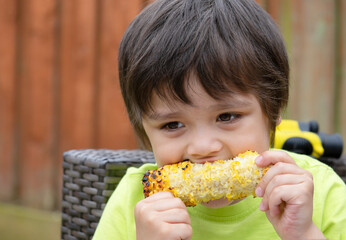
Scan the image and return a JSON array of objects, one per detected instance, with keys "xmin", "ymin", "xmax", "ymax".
[{"xmin": 119, "ymin": 0, "xmax": 289, "ymax": 149}]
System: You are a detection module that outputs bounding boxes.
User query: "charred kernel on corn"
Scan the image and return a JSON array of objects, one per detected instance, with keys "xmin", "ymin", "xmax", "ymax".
[{"xmin": 142, "ymin": 151, "xmax": 269, "ymax": 207}]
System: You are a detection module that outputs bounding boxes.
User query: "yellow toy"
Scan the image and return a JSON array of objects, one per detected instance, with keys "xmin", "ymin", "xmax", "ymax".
[{"xmin": 275, "ymin": 120, "xmax": 343, "ymax": 158}]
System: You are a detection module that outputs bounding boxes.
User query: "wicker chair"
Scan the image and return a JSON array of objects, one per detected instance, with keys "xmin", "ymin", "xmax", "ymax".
[
  {"xmin": 61, "ymin": 149, "xmax": 346, "ymax": 240},
  {"xmin": 61, "ymin": 149, "xmax": 155, "ymax": 240}
]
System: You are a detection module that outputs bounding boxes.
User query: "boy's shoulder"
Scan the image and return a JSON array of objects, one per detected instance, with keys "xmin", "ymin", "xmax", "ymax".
[
  {"xmin": 124, "ymin": 163, "xmax": 158, "ymax": 181},
  {"xmin": 282, "ymin": 150, "xmax": 344, "ymax": 183},
  {"xmin": 127, "ymin": 163, "xmax": 158, "ymax": 174},
  {"xmin": 285, "ymin": 150, "xmax": 332, "ymax": 170}
]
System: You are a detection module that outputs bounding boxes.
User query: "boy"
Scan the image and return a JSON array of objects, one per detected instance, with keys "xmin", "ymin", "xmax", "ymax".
[{"xmin": 94, "ymin": 0, "xmax": 346, "ymax": 239}]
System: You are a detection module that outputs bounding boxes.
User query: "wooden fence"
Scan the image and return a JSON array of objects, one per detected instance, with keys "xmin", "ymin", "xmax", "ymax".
[{"xmin": 0, "ymin": 0, "xmax": 345, "ymax": 211}]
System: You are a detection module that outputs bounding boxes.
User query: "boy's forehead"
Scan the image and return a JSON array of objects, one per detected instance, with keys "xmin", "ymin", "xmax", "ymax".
[
  {"xmin": 153, "ymin": 74, "xmax": 245, "ymax": 101},
  {"xmin": 149, "ymin": 87, "xmax": 256, "ymax": 112}
]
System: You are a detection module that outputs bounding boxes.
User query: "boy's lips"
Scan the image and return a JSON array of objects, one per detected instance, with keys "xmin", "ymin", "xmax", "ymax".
[{"xmin": 190, "ymin": 157, "xmax": 228, "ymax": 164}]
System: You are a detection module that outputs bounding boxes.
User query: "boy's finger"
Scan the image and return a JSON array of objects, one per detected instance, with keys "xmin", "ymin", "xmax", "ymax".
[
  {"xmin": 136, "ymin": 192, "xmax": 176, "ymax": 214},
  {"xmin": 158, "ymin": 208, "xmax": 191, "ymax": 224},
  {"xmin": 255, "ymin": 162, "xmax": 306, "ymax": 197},
  {"xmin": 262, "ymin": 173, "xmax": 305, "ymax": 201},
  {"xmin": 260, "ymin": 184, "xmax": 293, "ymax": 215},
  {"xmin": 255, "ymin": 150, "xmax": 296, "ymax": 167},
  {"xmin": 173, "ymin": 223, "xmax": 193, "ymax": 240},
  {"xmin": 140, "ymin": 193, "xmax": 186, "ymax": 212},
  {"xmin": 154, "ymin": 197, "xmax": 187, "ymax": 211},
  {"xmin": 267, "ymin": 184, "xmax": 294, "ymax": 216},
  {"xmin": 142, "ymin": 191, "xmax": 174, "ymax": 202}
]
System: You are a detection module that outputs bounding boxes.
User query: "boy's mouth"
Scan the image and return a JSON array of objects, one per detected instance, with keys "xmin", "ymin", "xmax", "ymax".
[{"xmin": 188, "ymin": 157, "xmax": 229, "ymax": 164}]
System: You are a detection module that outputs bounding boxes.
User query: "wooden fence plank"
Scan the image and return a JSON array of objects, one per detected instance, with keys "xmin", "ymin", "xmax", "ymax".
[
  {"xmin": 57, "ymin": 1, "xmax": 98, "ymax": 208},
  {"xmin": 96, "ymin": 0, "xmax": 141, "ymax": 149},
  {"xmin": 286, "ymin": 0, "xmax": 307, "ymax": 120},
  {"xmin": 266, "ymin": 0, "xmax": 282, "ymax": 24},
  {"xmin": 0, "ymin": 0, "xmax": 17, "ymax": 201},
  {"xmin": 287, "ymin": 0, "xmax": 336, "ymax": 133},
  {"xmin": 266, "ymin": 0, "xmax": 293, "ymax": 52},
  {"xmin": 255, "ymin": 0, "xmax": 267, "ymax": 9},
  {"xmin": 338, "ymin": 0, "xmax": 346, "ymax": 141},
  {"xmin": 16, "ymin": 0, "xmax": 57, "ymax": 209},
  {"xmin": 58, "ymin": 0, "xmax": 98, "ymax": 154},
  {"xmin": 265, "ymin": 0, "xmax": 293, "ymax": 117}
]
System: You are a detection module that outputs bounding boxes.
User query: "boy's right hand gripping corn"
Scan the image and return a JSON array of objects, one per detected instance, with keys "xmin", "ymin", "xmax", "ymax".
[{"xmin": 142, "ymin": 151, "xmax": 269, "ymax": 207}]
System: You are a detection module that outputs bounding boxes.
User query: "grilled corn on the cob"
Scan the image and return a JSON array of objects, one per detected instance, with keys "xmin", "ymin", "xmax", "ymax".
[{"xmin": 142, "ymin": 151, "xmax": 269, "ymax": 206}]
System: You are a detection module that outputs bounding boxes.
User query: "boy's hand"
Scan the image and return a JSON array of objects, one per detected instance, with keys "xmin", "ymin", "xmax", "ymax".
[
  {"xmin": 255, "ymin": 150, "xmax": 325, "ymax": 240},
  {"xmin": 134, "ymin": 191, "xmax": 192, "ymax": 240}
]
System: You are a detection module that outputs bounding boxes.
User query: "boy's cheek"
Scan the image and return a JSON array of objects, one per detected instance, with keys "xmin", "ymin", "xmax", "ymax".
[{"xmin": 152, "ymin": 144, "xmax": 183, "ymax": 167}]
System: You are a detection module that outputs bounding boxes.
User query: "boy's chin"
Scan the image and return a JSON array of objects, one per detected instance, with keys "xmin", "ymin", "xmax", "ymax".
[{"xmin": 201, "ymin": 198, "xmax": 243, "ymax": 208}]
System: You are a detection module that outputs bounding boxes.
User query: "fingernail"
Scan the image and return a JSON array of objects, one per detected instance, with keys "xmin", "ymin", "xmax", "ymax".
[
  {"xmin": 255, "ymin": 156, "xmax": 263, "ymax": 165},
  {"xmin": 259, "ymin": 201, "xmax": 265, "ymax": 211},
  {"xmin": 255, "ymin": 187, "xmax": 263, "ymax": 197}
]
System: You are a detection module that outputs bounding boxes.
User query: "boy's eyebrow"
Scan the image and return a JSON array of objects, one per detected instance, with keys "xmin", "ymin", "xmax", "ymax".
[
  {"xmin": 145, "ymin": 97, "xmax": 253, "ymax": 121},
  {"xmin": 144, "ymin": 111, "xmax": 182, "ymax": 121},
  {"xmin": 208, "ymin": 97, "xmax": 253, "ymax": 110}
]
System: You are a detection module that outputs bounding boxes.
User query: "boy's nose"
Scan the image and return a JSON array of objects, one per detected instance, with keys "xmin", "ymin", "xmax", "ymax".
[{"xmin": 186, "ymin": 131, "xmax": 223, "ymax": 159}]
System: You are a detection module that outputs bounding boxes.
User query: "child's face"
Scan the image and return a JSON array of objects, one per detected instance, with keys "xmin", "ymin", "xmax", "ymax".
[
  {"xmin": 143, "ymin": 76, "xmax": 271, "ymax": 165},
  {"xmin": 142, "ymin": 77, "xmax": 271, "ymax": 207}
]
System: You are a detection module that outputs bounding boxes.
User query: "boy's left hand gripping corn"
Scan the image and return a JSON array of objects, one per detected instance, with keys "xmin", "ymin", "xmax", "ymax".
[{"xmin": 142, "ymin": 151, "xmax": 269, "ymax": 206}]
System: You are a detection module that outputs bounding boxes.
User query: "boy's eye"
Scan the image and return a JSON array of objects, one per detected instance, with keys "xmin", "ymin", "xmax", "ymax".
[
  {"xmin": 162, "ymin": 121, "xmax": 184, "ymax": 130},
  {"xmin": 217, "ymin": 113, "xmax": 239, "ymax": 122}
]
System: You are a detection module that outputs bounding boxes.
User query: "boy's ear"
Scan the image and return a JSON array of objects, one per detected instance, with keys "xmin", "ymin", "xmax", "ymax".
[{"xmin": 276, "ymin": 115, "xmax": 282, "ymax": 126}]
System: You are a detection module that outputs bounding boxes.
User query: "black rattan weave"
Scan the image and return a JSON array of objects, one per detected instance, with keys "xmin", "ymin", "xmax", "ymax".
[{"xmin": 61, "ymin": 149, "xmax": 155, "ymax": 240}]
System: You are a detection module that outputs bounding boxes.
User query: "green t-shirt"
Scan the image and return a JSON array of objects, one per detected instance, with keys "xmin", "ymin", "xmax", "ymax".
[{"xmin": 93, "ymin": 151, "xmax": 346, "ymax": 239}]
